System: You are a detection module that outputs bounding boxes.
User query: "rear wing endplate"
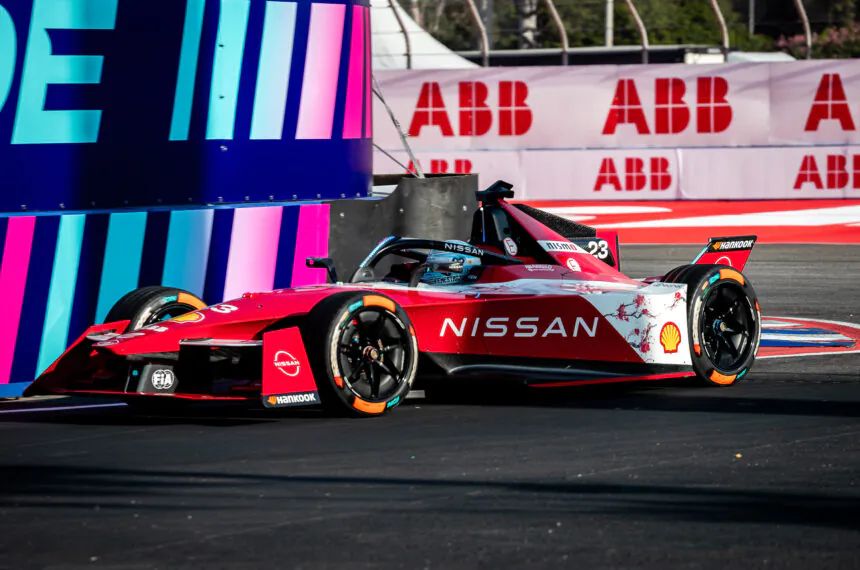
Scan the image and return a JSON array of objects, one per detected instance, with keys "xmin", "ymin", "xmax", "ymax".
[
  {"xmin": 692, "ymin": 235, "xmax": 757, "ymax": 271},
  {"xmin": 567, "ymin": 231, "xmax": 621, "ymax": 271}
]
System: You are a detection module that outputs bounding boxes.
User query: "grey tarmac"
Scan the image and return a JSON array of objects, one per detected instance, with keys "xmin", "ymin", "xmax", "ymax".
[{"xmin": 0, "ymin": 245, "xmax": 858, "ymax": 570}]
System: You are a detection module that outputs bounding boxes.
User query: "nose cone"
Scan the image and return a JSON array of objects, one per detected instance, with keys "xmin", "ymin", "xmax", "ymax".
[
  {"xmin": 92, "ymin": 301, "xmax": 252, "ymax": 355},
  {"xmin": 90, "ymin": 286, "xmax": 338, "ymax": 355},
  {"xmin": 91, "ymin": 317, "xmax": 207, "ymax": 355}
]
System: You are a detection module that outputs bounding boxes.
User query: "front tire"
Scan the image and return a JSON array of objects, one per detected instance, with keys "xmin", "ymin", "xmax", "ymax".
[
  {"xmin": 301, "ymin": 292, "xmax": 418, "ymax": 417},
  {"xmin": 107, "ymin": 287, "xmax": 207, "ymax": 413},
  {"xmin": 664, "ymin": 265, "xmax": 761, "ymax": 386},
  {"xmin": 105, "ymin": 286, "xmax": 206, "ymax": 330}
]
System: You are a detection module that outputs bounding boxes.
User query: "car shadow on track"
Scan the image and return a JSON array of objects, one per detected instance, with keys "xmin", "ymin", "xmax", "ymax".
[
  {"xmin": 3, "ymin": 380, "xmax": 860, "ymax": 425},
  {"xmin": 421, "ymin": 380, "xmax": 860, "ymax": 419},
  {"xmin": 1, "ymin": 463, "xmax": 858, "ymax": 532}
]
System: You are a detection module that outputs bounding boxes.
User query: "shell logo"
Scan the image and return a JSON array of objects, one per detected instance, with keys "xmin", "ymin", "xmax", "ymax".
[
  {"xmin": 170, "ymin": 311, "xmax": 204, "ymax": 324},
  {"xmin": 660, "ymin": 322, "xmax": 682, "ymax": 354}
]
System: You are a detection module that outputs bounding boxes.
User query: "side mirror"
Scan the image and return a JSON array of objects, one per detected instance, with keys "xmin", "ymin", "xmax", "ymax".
[{"xmin": 306, "ymin": 257, "xmax": 338, "ymax": 283}]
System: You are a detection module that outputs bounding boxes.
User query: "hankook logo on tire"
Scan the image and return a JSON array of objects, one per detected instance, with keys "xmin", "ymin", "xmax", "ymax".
[
  {"xmin": 274, "ymin": 351, "xmax": 301, "ymax": 377},
  {"xmin": 151, "ymin": 369, "xmax": 175, "ymax": 390}
]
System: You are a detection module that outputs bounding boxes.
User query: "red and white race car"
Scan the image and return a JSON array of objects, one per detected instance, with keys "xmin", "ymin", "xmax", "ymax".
[{"xmin": 26, "ymin": 181, "xmax": 762, "ymax": 416}]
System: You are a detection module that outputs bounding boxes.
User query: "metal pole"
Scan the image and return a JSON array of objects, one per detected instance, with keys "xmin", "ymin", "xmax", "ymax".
[
  {"xmin": 707, "ymin": 0, "xmax": 730, "ymax": 60},
  {"xmin": 623, "ymin": 0, "xmax": 649, "ymax": 64},
  {"xmin": 543, "ymin": 0, "xmax": 569, "ymax": 65},
  {"xmin": 387, "ymin": 0, "xmax": 412, "ymax": 69},
  {"xmin": 605, "ymin": 0, "xmax": 614, "ymax": 47},
  {"xmin": 465, "ymin": 0, "xmax": 490, "ymax": 67},
  {"xmin": 793, "ymin": 0, "xmax": 813, "ymax": 60},
  {"xmin": 372, "ymin": 75, "xmax": 425, "ymax": 178},
  {"xmin": 480, "ymin": 0, "xmax": 494, "ymax": 50},
  {"xmin": 748, "ymin": 0, "xmax": 754, "ymax": 35}
]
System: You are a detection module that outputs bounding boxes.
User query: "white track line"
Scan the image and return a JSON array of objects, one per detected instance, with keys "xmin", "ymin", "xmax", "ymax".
[
  {"xmin": 0, "ymin": 402, "xmax": 125, "ymax": 415},
  {"xmin": 758, "ymin": 349, "xmax": 860, "ymax": 360},
  {"xmin": 543, "ymin": 206, "xmax": 672, "ymax": 215},
  {"xmin": 762, "ymin": 333, "xmax": 852, "ymax": 342},
  {"xmin": 764, "ymin": 316, "xmax": 860, "ymax": 329}
]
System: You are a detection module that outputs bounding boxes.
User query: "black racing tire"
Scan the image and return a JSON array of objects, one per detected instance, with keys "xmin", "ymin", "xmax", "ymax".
[
  {"xmin": 300, "ymin": 292, "xmax": 419, "ymax": 417},
  {"xmin": 105, "ymin": 286, "xmax": 207, "ymax": 331},
  {"xmin": 661, "ymin": 266, "xmax": 684, "ymax": 284},
  {"xmin": 663, "ymin": 264, "xmax": 761, "ymax": 386}
]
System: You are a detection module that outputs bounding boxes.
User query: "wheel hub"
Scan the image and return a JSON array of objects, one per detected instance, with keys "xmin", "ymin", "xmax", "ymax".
[
  {"xmin": 338, "ymin": 306, "xmax": 412, "ymax": 402},
  {"xmin": 701, "ymin": 283, "xmax": 755, "ymax": 372}
]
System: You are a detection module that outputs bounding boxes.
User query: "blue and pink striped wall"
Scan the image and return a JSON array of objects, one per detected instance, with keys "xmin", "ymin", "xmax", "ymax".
[
  {"xmin": 0, "ymin": 203, "xmax": 331, "ymax": 397},
  {"xmin": 0, "ymin": 0, "xmax": 376, "ymax": 396}
]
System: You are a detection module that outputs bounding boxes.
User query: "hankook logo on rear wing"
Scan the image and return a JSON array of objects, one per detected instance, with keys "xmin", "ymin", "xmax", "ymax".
[{"xmin": 712, "ymin": 240, "xmax": 755, "ymax": 251}]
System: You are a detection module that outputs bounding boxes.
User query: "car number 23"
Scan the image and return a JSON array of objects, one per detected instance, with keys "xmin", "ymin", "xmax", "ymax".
[{"xmin": 586, "ymin": 240, "xmax": 610, "ymax": 260}]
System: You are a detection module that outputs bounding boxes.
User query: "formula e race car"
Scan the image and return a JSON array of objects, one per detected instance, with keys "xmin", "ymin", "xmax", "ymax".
[{"xmin": 26, "ymin": 181, "xmax": 762, "ymax": 416}]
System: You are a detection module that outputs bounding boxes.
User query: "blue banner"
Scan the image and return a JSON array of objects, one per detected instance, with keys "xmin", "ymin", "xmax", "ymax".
[{"xmin": 0, "ymin": 0, "xmax": 372, "ymax": 212}]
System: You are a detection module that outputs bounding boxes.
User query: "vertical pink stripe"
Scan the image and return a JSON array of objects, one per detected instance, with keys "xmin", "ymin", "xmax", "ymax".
[
  {"xmin": 364, "ymin": 7, "xmax": 372, "ymax": 138},
  {"xmin": 296, "ymin": 3, "xmax": 346, "ymax": 139},
  {"xmin": 0, "ymin": 217, "xmax": 36, "ymax": 384},
  {"xmin": 223, "ymin": 207, "xmax": 283, "ymax": 301},
  {"xmin": 342, "ymin": 5, "xmax": 365, "ymax": 139},
  {"xmin": 291, "ymin": 204, "xmax": 330, "ymax": 286}
]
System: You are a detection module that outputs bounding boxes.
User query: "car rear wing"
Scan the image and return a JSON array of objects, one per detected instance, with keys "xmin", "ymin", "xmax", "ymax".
[
  {"xmin": 637, "ymin": 235, "xmax": 757, "ymax": 284},
  {"xmin": 692, "ymin": 235, "xmax": 757, "ymax": 271}
]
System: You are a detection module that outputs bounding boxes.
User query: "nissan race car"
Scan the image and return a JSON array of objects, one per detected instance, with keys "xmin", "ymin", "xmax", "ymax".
[{"xmin": 26, "ymin": 182, "xmax": 762, "ymax": 416}]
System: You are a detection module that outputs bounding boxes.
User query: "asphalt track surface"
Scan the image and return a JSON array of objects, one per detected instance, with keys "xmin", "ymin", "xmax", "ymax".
[{"xmin": 1, "ymin": 245, "xmax": 858, "ymax": 570}]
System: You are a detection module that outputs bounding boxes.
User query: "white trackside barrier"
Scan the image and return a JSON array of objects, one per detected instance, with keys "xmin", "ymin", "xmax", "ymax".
[{"xmin": 373, "ymin": 61, "xmax": 860, "ymax": 200}]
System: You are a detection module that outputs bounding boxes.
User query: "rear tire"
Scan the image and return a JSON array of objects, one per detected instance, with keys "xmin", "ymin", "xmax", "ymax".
[
  {"xmin": 105, "ymin": 286, "xmax": 206, "ymax": 330},
  {"xmin": 301, "ymin": 292, "xmax": 418, "ymax": 417},
  {"xmin": 663, "ymin": 264, "xmax": 761, "ymax": 386}
]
